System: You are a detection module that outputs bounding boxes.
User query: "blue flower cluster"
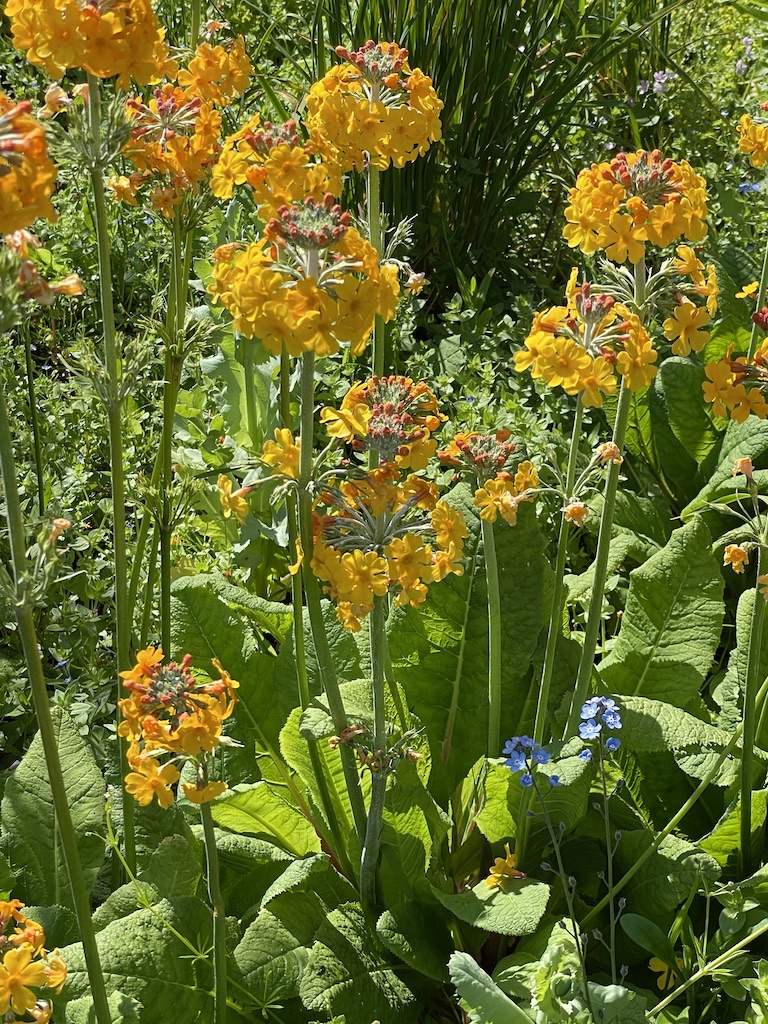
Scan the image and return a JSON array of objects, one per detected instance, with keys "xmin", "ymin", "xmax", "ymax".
[
  {"xmin": 502, "ymin": 736, "xmax": 559, "ymax": 787},
  {"xmin": 578, "ymin": 696, "xmax": 622, "ymax": 761}
]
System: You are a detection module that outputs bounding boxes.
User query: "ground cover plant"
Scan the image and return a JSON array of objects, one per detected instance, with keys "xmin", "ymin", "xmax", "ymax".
[{"xmin": 6, "ymin": 1, "xmax": 768, "ymax": 1023}]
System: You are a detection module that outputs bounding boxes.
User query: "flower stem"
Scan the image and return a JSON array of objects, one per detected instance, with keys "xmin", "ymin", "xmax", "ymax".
[
  {"xmin": 160, "ymin": 352, "xmax": 183, "ymax": 654},
  {"xmin": 741, "ymin": 543, "xmax": 765, "ymax": 876},
  {"xmin": 0, "ymin": 381, "xmax": 112, "ymax": 1024},
  {"xmin": 581, "ymin": 679, "xmax": 768, "ymax": 929},
  {"xmin": 190, "ymin": 0, "xmax": 201, "ymax": 47},
  {"xmin": 598, "ymin": 744, "xmax": 617, "ymax": 985},
  {"xmin": 563, "ymin": 380, "xmax": 630, "ymax": 737},
  {"xmin": 87, "ymin": 73, "xmax": 135, "ymax": 872},
  {"xmin": 749, "ymin": 232, "xmax": 768, "ymax": 359},
  {"xmin": 533, "ymin": 398, "xmax": 584, "ymax": 743},
  {"xmin": 200, "ymin": 787, "xmax": 227, "ymax": 1024},
  {"xmin": 360, "ymin": 594, "xmax": 388, "ymax": 906},
  {"xmin": 480, "ymin": 512, "xmax": 502, "ymax": 757},
  {"xmin": 22, "ymin": 323, "xmax": 45, "ymax": 515},
  {"xmin": 367, "ymin": 113, "xmax": 384, "ymax": 378},
  {"xmin": 297, "ymin": 348, "xmax": 367, "ymax": 845}
]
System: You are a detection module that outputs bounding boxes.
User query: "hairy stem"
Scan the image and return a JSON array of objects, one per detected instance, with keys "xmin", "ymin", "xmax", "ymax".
[
  {"xmin": 480, "ymin": 512, "xmax": 502, "ymax": 756},
  {"xmin": 360, "ymin": 595, "xmax": 388, "ymax": 905},
  {"xmin": 741, "ymin": 543, "xmax": 765, "ymax": 876},
  {"xmin": 200, "ymin": 786, "xmax": 227, "ymax": 1024},
  {"xmin": 22, "ymin": 324, "xmax": 45, "ymax": 515},
  {"xmin": 87, "ymin": 73, "xmax": 135, "ymax": 871}
]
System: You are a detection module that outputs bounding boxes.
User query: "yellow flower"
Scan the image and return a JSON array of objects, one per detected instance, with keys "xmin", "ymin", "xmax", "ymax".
[
  {"xmin": 182, "ymin": 780, "xmax": 228, "ymax": 804},
  {"xmin": 649, "ymin": 955, "xmax": 684, "ymax": 991},
  {"xmin": 335, "ymin": 550, "xmax": 390, "ymax": 605},
  {"xmin": 662, "ymin": 301, "xmax": 709, "ymax": 356},
  {"xmin": 563, "ymin": 500, "xmax": 589, "ymax": 527},
  {"xmin": 0, "ymin": 95, "xmax": 57, "ymax": 234},
  {"xmin": 217, "ymin": 474, "xmax": 252, "ymax": 524},
  {"xmin": 723, "ymin": 544, "xmax": 749, "ymax": 574},
  {"xmin": 485, "ymin": 843, "xmax": 525, "ymax": 890},
  {"xmin": 733, "ymin": 456, "xmax": 754, "ymax": 480},
  {"xmin": 43, "ymin": 950, "xmax": 67, "ymax": 994},
  {"xmin": 474, "ymin": 479, "xmax": 521, "ymax": 526},
  {"xmin": 0, "ymin": 946, "xmax": 48, "ymax": 1016},
  {"xmin": 737, "ymin": 280, "xmax": 760, "ymax": 299},
  {"xmin": 124, "ymin": 757, "xmax": 180, "ymax": 808},
  {"xmin": 739, "ymin": 114, "xmax": 768, "ymax": 168},
  {"xmin": 385, "ymin": 534, "xmax": 433, "ymax": 588},
  {"xmin": 261, "ymin": 428, "xmax": 301, "ymax": 479}
]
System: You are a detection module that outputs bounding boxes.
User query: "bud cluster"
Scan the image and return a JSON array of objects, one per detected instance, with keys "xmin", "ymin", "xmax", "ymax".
[
  {"xmin": 265, "ymin": 193, "xmax": 351, "ymax": 250},
  {"xmin": 245, "ymin": 118, "xmax": 301, "ymax": 157},
  {"xmin": 570, "ymin": 281, "xmax": 616, "ymax": 330},
  {"xmin": 607, "ymin": 149, "xmax": 683, "ymax": 208},
  {"xmin": 335, "ymin": 40, "xmax": 409, "ymax": 90},
  {"xmin": 438, "ymin": 430, "xmax": 516, "ymax": 478},
  {"xmin": 123, "ymin": 651, "xmax": 228, "ymax": 728},
  {"xmin": 127, "ymin": 86, "xmax": 202, "ymax": 144},
  {"xmin": 359, "ymin": 376, "xmax": 440, "ymax": 463}
]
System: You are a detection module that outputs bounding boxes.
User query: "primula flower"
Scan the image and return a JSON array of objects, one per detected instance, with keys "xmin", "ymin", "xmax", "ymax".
[
  {"xmin": 261, "ymin": 428, "xmax": 301, "ymax": 479},
  {"xmin": 124, "ymin": 756, "xmax": 180, "ymax": 808},
  {"xmin": 737, "ymin": 281, "xmax": 760, "ymax": 299},
  {"xmin": 733, "ymin": 456, "xmax": 754, "ymax": 480},
  {"xmin": 563, "ymin": 500, "xmax": 589, "ymax": 527},
  {"xmin": 702, "ymin": 347, "xmax": 768, "ymax": 422},
  {"xmin": 217, "ymin": 474, "xmax": 252, "ymax": 524},
  {"xmin": 724, "ymin": 544, "xmax": 750, "ymax": 573},
  {"xmin": 0, "ymin": 946, "xmax": 48, "ymax": 1016},
  {"xmin": 739, "ymin": 113, "xmax": 768, "ymax": 167},
  {"xmin": 662, "ymin": 300, "xmax": 710, "ymax": 356},
  {"xmin": 0, "ymin": 96, "xmax": 57, "ymax": 235},
  {"xmin": 485, "ymin": 843, "xmax": 526, "ymax": 890}
]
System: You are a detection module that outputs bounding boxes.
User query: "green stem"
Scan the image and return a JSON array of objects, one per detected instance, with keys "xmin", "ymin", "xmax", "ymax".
[
  {"xmin": 367, "ymin": 107, "xmax": 384, "ymax": 378},
  {"xmin": 200, "ymin": 789, "xmax": 227, "ymax": 1024},
  {"xmin": 242, "ymin": 343, "xmax": 260, "ymax": 448},
  {"xmin": 281, "ymin": 348, "xmax": 354, "ymax": 879},
  {"xmin": 741, "ymin": 543, "xmax": 765, "ymax": 876},
  {"xmin": 0, "ymin": 383, "xmax": 112, "ymax": 1024},
  {"xmin": 599, "ymin": 744, "xmax": 617, "ymax": 985},
  {"xmin": 749, "ymin": 233, "xmax": 768, "ymax": 359},
  {"xmin": 127, "ymin": 452, "xmax": 162, "ymax": 641},
  {"xmin": 533, "ymin": 398, "xmax": 584, "ymax": 743},
  {"xmin": 160, "ymin": 353, "xmax": 183, "ymax": 655},
  {"xmin": 480, "ymin": 513, "xmax": 502, "ymax": 756},
  {"xmin": 190, "ymin": 0, "xmax": 202, "ymax": 47},
  {"xmin": 22, "ymin": 325, "xmax": 45, "ymax": 515},
  {"xmin": 360, "ymin": 595, "xmax": 388, "ymax": 906},
  {"xmin": 140, "ymin": 523, "xmax": 160, "ymax": 648},
  {"xmin": 87, "ymin": 73, "xmax": 134, "ymax": 872},
  {"xmin": 563, "ymin": 381, "xmax": 631, "ymax": 737},
  {"xmin": 297, "ymin": 349, "xmax": 368, "ymax": 844},
  {"xmin": 581, "ymin": 677, "xmax": 768, "ymax": 929}
]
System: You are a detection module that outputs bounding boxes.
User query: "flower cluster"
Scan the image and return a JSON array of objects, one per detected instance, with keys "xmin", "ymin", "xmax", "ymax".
[
  {"xmin": 702, "ymin": 344, "xmax": 768, "ymax": 422},
  {"xmin": 311, "ymin": 465, "xmax": 467, "ymax": 630},
  {"xmin": 738, "ymin": 111, "xmax": 768, "ymax": 167},
  {"xmin": 118, "ymin": 647, "xmax": 237, "ymax": 807},
  {"xmin": 515, "ymin": 274, "xmax": 657, "ymax": 404},
  {"xmin": 0, "ymin": 96, "xmax": 57, "ymax": 235},
  {"xmin": 209, "ymin": 218, "xmax": 399, "ymax": 357},
  {"xmin": 502, "ymin": 735, "xmax": 559, "ymax": 788},
  {"xmin": 306, "ymin": 40, "xmax": 442, "ymax": 171},
  {"xmin": 211, "ymin": 115, "xmax": 343, "ymax": 218},
  {"xmin": 0, "ymin": 899, "xmax": 67, "ymax": 1022},
  {"xmin": 321, "ymin": 376, "xmax": 442, "ymax": 469},
  {"xmin": 6, "ymin": 0, "xmax": 172, "ymax": 87},
  {"xmin": 577, "ymin": 696, "xmax": 622, "ymax": 758},
  {"xmin": 563, "ymin": 149, "xmax": 708, "ymax": 261}
]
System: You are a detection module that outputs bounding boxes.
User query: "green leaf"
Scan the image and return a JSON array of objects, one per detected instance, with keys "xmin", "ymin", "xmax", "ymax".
[
  {"xmin": 65, "ymin": 990, "xmax": 142, "ymax": 1024},
  {"xmin": 170, "ymin": 573, "xmax": 293, "ymax": 749},
  {"xmin": 565, "ymin": 533, "xmax": 645, "ymax": 604},
  {"xmin": 210, "ymin": 782, "xmax": 321, "ymax": 857},
  {"xmin": 619, "ymin": 695, "xmax": 737, "ymax": 753},
  {"xmin": 722, "ymin": 589, "xmax": 768, "ymax": 749},
  {"xmin": 299, "ymin": 903, "xmax": 422, "ymax": 1024},
  {"xmin": 682, "ymin": 417, "xmax": 768, "ymax": 519},
  {"xmin": 448, "ymin": 951, "xmax": 534, "ymax": 1023},
  {"xmin": 261, "ymin": 854, "xmax": 358, "ymax": 909},
  {"xmin": 212, "ymin": 830, "xmax": 291, "ymax": 920},
  {"xmin": 700, "ymin": 791, "xmax": 768, "ymax": 874},
  {"xmin": 619, "ymin": 913, "xmax": 677, "ymax": 966},
  {"xmin": 614, "ymin": 833, "xmax": 720, "ymax": 918},
  {"xmin": 432, "ymin": 877, "xmax": 550, "ymax": 936},
  {"xmin": 654, "ymin": 358, "xmax": 724, "ymax": 465},
  {"xmin": 0, "ymin": 707, "xmax": 104, "ymax": 909},
  {"xmin": 59, "ymin": 899, "xmax": 214, "ymax": 1023},
  {"xmin": 380, "ymin": 761, "xmax": 451, "ymax": 901},
  {"xmin": 200, "ymin": 335, "xmax": 273, "ymax": 448},
  {"xmin": 376, "ymin": 901, "xmax": 454, "ymax": 982},
  {"xmin": 388, "ymin": 486, "xmax": 551, "ymax": 802},
  {"xmin": 598, "ymin": 520, "xmax": 724, "ymax": 708}
]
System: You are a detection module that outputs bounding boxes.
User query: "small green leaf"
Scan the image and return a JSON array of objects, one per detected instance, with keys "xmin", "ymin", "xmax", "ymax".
[
  {"xmin": 448, "ymin": 952, "xmax": 533, "ymax": 1023},
  {"xmin": 620, "ymin": 912, "xmax": 677, "ymax": 965},
  {"xmin": 376, "ymin": 901, "xmax": 454, "ymax": 982},
  {"xmin": 210, "ymin": 783, "xmax": 320, "ymax": 857}
]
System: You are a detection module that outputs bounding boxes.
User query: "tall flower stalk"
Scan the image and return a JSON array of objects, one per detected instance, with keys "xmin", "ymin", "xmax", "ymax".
[
  {"xmin": 360, "ymin": 594, "xmax": 388, "ymax": 904},
  {"xmin": 0, "ymin": 382, "xmax": 112, "ymax": 1024},
  {"xmin": 86, "ymin": 73, "xmax": 135, "ymax": 870}
]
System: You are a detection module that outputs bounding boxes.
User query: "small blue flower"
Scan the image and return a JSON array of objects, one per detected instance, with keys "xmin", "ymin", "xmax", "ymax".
[
  {"xmin": 579, "ymin": 718, "xmax": 602, "ymax": 740},
  {"xmin": 602, "ymin": 710, "xmax": 622, "ymax": 730},
  {"xmin": 578, "ymin": 749, "xmax": 593, "ymax": 762},
  {"xmin": 532, "ymin": 748, "xmax": 551, "ymax": 765},
  {"xmin": 580, "ymin": 700, "xmax": 599, "ymax": 720},
  {"xmin": 736, "ymin": 59, "xmax": 747, "ymax": 76},
  {"xmin": 549, "ymin": 775, "xmax": 560, "ymax": 787},
  {"xmin": 605, "ymin": 737, "xmax": 621, "ymax": 753},
  {"xmin": 738, "ymin": 181, "xmax": 761, "ymax": 196},
  {"xmin": 505, "ymin": 753, "xmax": 526, "ymax": 772},
  {"xmin": 520, "ymin": 773, "xmax": 534, "ymax": 787}
]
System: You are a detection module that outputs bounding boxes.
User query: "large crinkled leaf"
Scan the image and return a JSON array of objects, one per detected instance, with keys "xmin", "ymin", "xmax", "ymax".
[
  {"xmin": 235, "ymin": 856, "xmax": 356, "ymax": 1007},
  {"xmin": 388, "ymin": 485, "xmax": 551, "ymax": 803},
  {"xmin": 432, "ymin": 877, "xmax": 550, "ymax": 936},
  {"xmin": 598, "ymin": 519, "xmax": 724, "ymax": 708},
  {"xmin": 449, "ymin": 952, "xmax": 533, "ymax": 1023},
  {"xmin": 210, "ymin": 830, "xmax": 291, "ymax": 921},
  {"xmin": 170, "ymin": 573, "xmax": 293, "ymax": 750},
  {"xmin": 299, "ymin": 903, "xmax": 422, "ymax": 1023},
  {"xmin": 682, "ymin": 417, "xmax": 768, "ymax": 519},
  {"xmin": 565, "ymin": 533, "xmax": 646, "ymax": 604},
  {"xmin": 655, "ymin": 358, "xmax": 724, "ymax": 465},
  {"xmin": 614, "ymin": 832, "xmax": 720, "ymax": 918},
  {"xmin": 65, "ymin": 990, "xmax": 142, "ymax": 1024},
  {"xmin": 210, "ymin": 782, "xmax": 320, "ymax": 857},
  {"xmin": 376, "ymin": 901, "xmax": 454, "ymax": 982},
  {"xmin": 59, "ymin": 898, "xmax": 214, "ymax": 1023},
  {"xmin": 0, "ymin": 707, "xmax": 104, "ymax": 909},
  {"xmin": 722, "ymin": 589, "xmax": 768, "ymax": 749},
  {"xmin": 619, "ymin": 695, "xmax": 738, "ymax": 753}
]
